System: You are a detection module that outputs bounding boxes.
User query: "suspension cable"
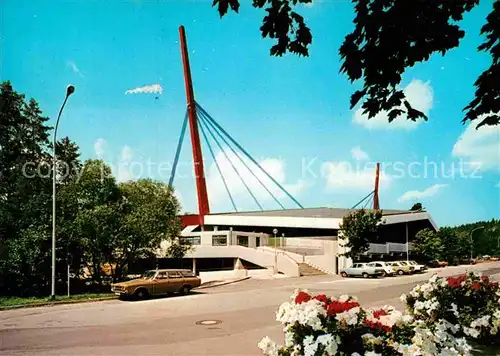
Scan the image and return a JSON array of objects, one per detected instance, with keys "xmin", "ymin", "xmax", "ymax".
[
  {"xmin": 198, "ymin": 113, "xmax": 238, "ymax": 212},
  {"xmin": 196, "ymin": 102, "xmax": 303, "ymax": 209},
  {"xmin": 197, "ymin": 108, "xmax": 281, "ymax": 209},
  {"xmin": 169, "ymin": 111, "xmax": 188, "ymax": 187},
  {"xmin": 198, "ymin": 112, "xmax": 263, "ymax": 211},
  {"xmin": 351, "ymin": 190, "xmax": 374, "ymax": 210}
]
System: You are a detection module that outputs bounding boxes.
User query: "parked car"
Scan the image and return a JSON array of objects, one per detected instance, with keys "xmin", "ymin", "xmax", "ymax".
[
  {"xmin": 428, "ymin": 260, "xmax": 449, "ymax": 268},
  {"xmin": 365, "ymin": 261, "xmax": 396, "ymax": 277},
  {"xmin": 402, "ymin": 260, "xmax": 427, "ymax": 273},
  {"xmin": 340, "ymin": 263, "xmax": 384, "ymax": 278},
  {"xmin": 386, "ymin": 261, "xmax": 415, "ymax": 275},
  {"xmin": 110, "ymin": 269, "xmax": 201, "ymax": 299}
]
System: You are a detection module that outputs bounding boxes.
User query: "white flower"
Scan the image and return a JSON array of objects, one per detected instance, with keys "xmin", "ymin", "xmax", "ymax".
[
  {"xmin": 258, "ymin": 336, "xmax": 280, "ymax": 356},
  {"xmin": 449, "ymin": 303, "xmax": 459, "ymax": 318},
  {"xmin": 400, "ymin": 293, "xmax": 407, "ymax": 303},
  {"xmin": 429, "ymin": 274, "xmax": 440, "ymax": 283},
  {"xmin": 438, "ymin": 347, "xmax": 461, "ymax": 356},
  {"xmin": 397, "ymin": 343, "xmax": 422, "ymax": 356},
  {"xmin": 402, "ymin": 314, "xmax": 414, "ymax": 323},
  {"xmin": 276, "ymin": 299, "xmax": 326, "ymax": 331},
  {"xmin": 378, "ymin": 310, "xmax": 403, "ymax": 327},
  {"xmin": 284, "ymin": 330, "xmax": 295, "ymax": 347},
  {"xmin": 316, "ymin": 334, "xmax": 339, "ymax": 355},
  {"xmin": 463, "ymin": 327, "xmax": 480, "ymax": 338},
  {"xmin": 303, "ymin": 335, "xmax": 317, "ymax": 356},
  {"xmin": 335, "ymin": 307, "xmax": 360, "ymax": 325},
  {"xmin": 470, "ymin": 315, "xmax": 490, "ymax": 329},
  {"xmin": 339, "ymin": 294, "xmax": 350, "ymax": 303}
]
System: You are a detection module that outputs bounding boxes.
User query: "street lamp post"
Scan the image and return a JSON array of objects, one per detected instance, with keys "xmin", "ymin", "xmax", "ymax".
[
  {"xmin": 273, "ymin": 228, "xmax": 278, "ymax": 274},
  {"xmin": 51, "ymin": 85, "xmax": 75, "ymax": 299},
  {"xmin": 470, "ymin": 226, "xmax": 485, "ymax": 261}
]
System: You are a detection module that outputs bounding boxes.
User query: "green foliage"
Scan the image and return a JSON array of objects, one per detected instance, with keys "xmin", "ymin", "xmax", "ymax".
[
  {"xmin": 0, "ymin": 82, "xmax": 185, "ymax": 296},
  {"xmin": 216, "ymin": 0, "xmax": 499, "ymax": 127},
  {"xmin": 414, "ymin": 221, "xmax": 500, "ymax": 264},
  {"xmin": 410, "ymin": 202, "xmax": 423, "ymax": 211},
  {"xmin": 413, "ymin": 228, "xmax": 443, "ymax": 262},
  {"xmin": 339, "ymin": 209, "xmax": 383, "ymax": 259},
  {"xmin": 449, "ymin": 219, "xmax": 500, "ymax": 258}
]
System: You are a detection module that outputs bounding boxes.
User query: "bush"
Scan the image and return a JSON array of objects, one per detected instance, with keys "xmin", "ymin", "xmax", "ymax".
[
  {"xmin": 259, "ymin": 272, "xmax": 499, "ymax": 355},
  {"xmin": 402, "ymin": 271, "xmax": 500, "ymax": 346}
]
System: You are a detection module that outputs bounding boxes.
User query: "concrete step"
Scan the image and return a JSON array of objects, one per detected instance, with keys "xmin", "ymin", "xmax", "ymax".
[{"xmin": 298, "ymin": 263, "xmax": 326, "ymax": 276}]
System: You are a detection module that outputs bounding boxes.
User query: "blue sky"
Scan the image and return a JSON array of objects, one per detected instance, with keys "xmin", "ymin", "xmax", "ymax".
[{"xmin": 2, "ymin": 0, "xmax": 499, "ymax": 227}]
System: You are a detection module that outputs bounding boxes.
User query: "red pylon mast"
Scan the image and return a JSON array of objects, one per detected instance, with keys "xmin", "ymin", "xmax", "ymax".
[
  {"xmin": 373, "ymin": 162, "xmax": 380, "ymax": 210},
  {"xmin": 179, "ymin": 26, "xmax": 210, "ymax": 225}
]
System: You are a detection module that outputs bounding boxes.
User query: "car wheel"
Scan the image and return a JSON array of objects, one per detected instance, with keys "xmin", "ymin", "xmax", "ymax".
[
  {"xmin": 134, "ymin": 288, "xmax": 149, "ymax": 300},
  {"xmin": 397, "ymin": 270, "xmax": 404, "ymax": 276},
  {"xmin": 181, "ymin": 285, "xmax": 191, "ymax": 295},
  {"xmin": 381, "ymin": 271, "xmax": 387, "ymax": 277},
  {"xmin": 341, "ymin": 272, "xmax": 348, "ymax": 278},
  {"xmin": 362, "ymin": 272, "xmax": 369, "ymax": 279}
]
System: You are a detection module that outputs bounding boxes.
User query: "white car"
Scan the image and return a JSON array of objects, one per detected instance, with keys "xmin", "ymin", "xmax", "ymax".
[
  {"xmin": 406, "ymin": 260, "xmax": 428, "ymax": 273},
  {"xmin": 366, "ymin": 261, "xmax": 396, "ymax": 277}
]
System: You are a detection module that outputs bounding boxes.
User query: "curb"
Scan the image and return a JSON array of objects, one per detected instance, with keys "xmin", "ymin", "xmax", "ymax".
[
  {"xmin": 0, "ymin": 296, "xmax": 118, "ymax": 311},
  {"xmin": 196, "ymin": 276, "xmax": 251, "ymax": 290}
]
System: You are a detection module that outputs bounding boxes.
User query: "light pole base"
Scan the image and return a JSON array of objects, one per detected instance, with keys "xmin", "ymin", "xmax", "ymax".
[{"xmin": 49, "ymin": 295, "xmax": 56, "ymax": 301}]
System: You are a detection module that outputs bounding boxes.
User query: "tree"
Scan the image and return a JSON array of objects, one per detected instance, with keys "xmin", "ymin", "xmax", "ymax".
[
  {"xmin": 410, "ymin": 203, "xmax": 424, "ymax": 212},
  {"xmin": 64, "ymin": 159, "xmax": 121, "ymax": 284},
  {"xmin": 0, "ymin": 81, "xmax": 53, "ymax": 296},
  {"xmin": 413, "ymin": 228, "xmax": 442, "ymax": 262},
  {"xmin": 214, "ymin": 0, "xmax": 499, "ymax": 127},
  {"xmin": 339, "ymin": 209, "xmax": 383, "ymax": 260},
  {"xmin": 110, "ymin": 179, "xmax": 184, "ymax": 281}
]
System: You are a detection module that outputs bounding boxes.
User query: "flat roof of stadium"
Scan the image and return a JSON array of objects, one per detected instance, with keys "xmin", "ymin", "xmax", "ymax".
[
  {"xmin": 202, "ymin": 207, "xmax": 437, "ymax": 230},
  {"xmin": 211, "ymin": 207, "xmax": 413, "ymax": 219}
]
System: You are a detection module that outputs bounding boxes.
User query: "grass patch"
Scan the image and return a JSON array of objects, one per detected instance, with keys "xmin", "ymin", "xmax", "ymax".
[{"xmin": 0, "ymin": 293, "xmax": 116, "ymax": 308}]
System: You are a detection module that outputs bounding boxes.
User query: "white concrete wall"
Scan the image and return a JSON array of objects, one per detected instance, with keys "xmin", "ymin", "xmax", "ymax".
[
  {"xmin": 305, "ymin": 255, "xmax": 336, "ymax": 274},
  {"xmin": 184, "ymin": 245, "xmax": 300, "ymax": 277},
  {"xmin": 199, "ymin": 268, "xmax": 278, "ymax": 283},
  {"xmin": 199, "ymin": 269, "xmax": 249, "ymax": 284},
  {"xmin": 283, "ymin": 237, "xmax": 335, "ymax": 249}
]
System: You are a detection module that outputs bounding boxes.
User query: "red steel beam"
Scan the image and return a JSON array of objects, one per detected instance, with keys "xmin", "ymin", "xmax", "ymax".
[
  {"xmin": 373, "ymin": 162, "xmax": 380, "ymax": 210},
  {"xmin": 179, "ymin": 25, "xmax": 210, "ymax": 225}
]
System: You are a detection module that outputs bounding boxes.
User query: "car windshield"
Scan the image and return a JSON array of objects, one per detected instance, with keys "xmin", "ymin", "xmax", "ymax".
[{"xmin": 141, "ymin": 271, "xmax": 156, "ymax": 279}]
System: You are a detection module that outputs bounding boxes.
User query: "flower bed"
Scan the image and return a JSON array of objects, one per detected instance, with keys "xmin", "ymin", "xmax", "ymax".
[{"xmin": 258, "ymin": 272, "xmax": 499, "ymax": 355}]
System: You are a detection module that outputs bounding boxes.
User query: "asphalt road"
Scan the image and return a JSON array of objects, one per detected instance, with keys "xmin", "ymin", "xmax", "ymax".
[{"xmin": 1, "ymin": 262, "xmax": 499, "ymax": 356}]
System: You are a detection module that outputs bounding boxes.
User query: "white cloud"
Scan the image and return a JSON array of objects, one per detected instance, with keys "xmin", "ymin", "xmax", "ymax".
[
  {"xmin": 67, "ymin": 60, "xmax": 84, "ymax": 78},
  {"xmin": 125, "ymin": 84, "xmax": 163, "ymax": 95},
  {"xmin": 351, "ymin": 146, "xmax": 369, "ymax": 161},
  {"xmin": 398, "ymin": 184, "xmax": 448, "ymax": 202},
  {"xmin": 321, "ymin": 161, "xmax": 391, "ymax": 191},
  {"xmin": 353, "ymin": 79, "xmax": 434, "ymax": 130},
  {"xmin": 116, "ymin": 145, "xmax": 133, "ymax": 182},
  {"xmin": 452, "ymin": 121, "xmax": 500, "ymax": 172},
  {"xmin": 93, "ymin": 138, "xmax": 106, "ymax": 158},
  {"xmin": 206, "ymin": 151, "xmax": 306, "ymax": 211}
]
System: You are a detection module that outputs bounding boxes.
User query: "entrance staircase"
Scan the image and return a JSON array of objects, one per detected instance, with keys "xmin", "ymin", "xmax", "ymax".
[{"xmin": 298, "ymin": 263, "xmax": 326, "ymax": 276}]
